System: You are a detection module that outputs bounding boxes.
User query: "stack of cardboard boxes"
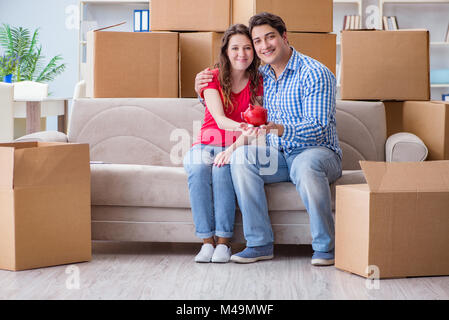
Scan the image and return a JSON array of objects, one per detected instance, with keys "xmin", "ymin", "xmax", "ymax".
[
  {"xmin": 86, "ymin": 0, "xmax": 336, "ymax": 99},
  {"xmin": 340, "ymin": 29, "xmax": 449, "ymax": 161},
  {"xmin": 172, "ymin": 0, "xmax": 336, "ymax": 97},
  {"xmin": 335, "ymin": 29, "xmax": 449, "ymax": 279}
]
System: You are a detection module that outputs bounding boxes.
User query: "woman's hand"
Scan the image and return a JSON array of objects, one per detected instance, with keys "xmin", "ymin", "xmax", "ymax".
[
  {"xmin": 213, "ymin": 148, "xmax": 234, "ymax": 167},
  {"xmin": 239, "ymin": 122, "xmax": 267, "ymax": 137},
  {"xmin": 195, "ymin": 68, "xmax": 214, "ymax": 96}
]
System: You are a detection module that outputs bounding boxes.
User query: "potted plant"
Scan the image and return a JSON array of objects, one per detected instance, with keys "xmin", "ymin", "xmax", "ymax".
[
  {"xmin": 0, "ymin": 24, "xmax": 66, "ymax": 83},
  {"xmin": 0, "ymin": 54, "xmax": 20, "ymax": 82}
]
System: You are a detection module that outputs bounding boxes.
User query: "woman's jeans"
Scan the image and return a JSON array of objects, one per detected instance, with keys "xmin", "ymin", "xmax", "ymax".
[
  {"xmin": 230, "ymin": 145, "xmax": 342, "ymax": 252},
  {"xmin": 183, "ymin": 144, "xmax": 236, "ymax": 239}
]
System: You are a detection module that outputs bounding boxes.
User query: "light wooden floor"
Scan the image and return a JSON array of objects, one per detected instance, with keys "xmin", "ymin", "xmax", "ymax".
[{"xmin": 1, "ymin": 241, "xmax": 448, "ymax": 300}]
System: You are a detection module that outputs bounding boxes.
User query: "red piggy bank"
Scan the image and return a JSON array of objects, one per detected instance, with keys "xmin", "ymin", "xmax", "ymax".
[{"xmin": 241, "ymin": 104, "xmax": 267, "ymax": 127}]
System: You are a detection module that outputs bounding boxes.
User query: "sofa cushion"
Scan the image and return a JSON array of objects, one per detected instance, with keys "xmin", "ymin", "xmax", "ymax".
[
  {"xmin": 385, "ymin": 132, "xmax": 428, "ymax": 162},
  {"xmin": 91, "ymin": 163, "xmax": 191, "ymax": 208},
  {"xmin": 69, "ymin": 98, "xmax": 205, "ymax": 167},
  {"xmin": 91, "ymin": 163, "xmax": 366, "ymax": 211}
]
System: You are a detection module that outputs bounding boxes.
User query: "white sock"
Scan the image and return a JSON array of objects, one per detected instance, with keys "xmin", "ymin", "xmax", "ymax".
[
  {"xmin": 211, "ymin": 244, "xmax": 231, "ymax": 263},
  {"xmin": 194, "ymin": 243, "xmax": 215, "ymax": 263}
]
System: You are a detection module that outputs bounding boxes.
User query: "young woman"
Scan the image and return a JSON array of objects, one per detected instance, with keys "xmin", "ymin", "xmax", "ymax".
[{"xmin": 183, "ymin": 24, "xmax": 263, "ymax": 263}]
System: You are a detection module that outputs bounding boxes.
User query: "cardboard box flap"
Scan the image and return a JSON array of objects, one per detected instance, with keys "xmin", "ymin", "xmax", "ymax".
[
  {"xmin": 92, "ymin": 21, "xmax": 126, "ymax": 33},
  {"xmin": 360, "ymin": 161, "xmax": 449, "ymax": 192},
  {"xmin": 12, "ymin": 143, "xmax": 90, "ymax": 188}
]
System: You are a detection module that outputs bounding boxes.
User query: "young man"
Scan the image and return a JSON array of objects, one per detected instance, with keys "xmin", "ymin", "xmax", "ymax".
[{"xmin": 195, "ymin": 12, "xmax": 342, "ymax": 266}]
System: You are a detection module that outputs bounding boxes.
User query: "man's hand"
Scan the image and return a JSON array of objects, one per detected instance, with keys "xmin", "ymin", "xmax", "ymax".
[
  {"xmin": 195, "ymin": 68, "xmax": 214, "ymax": 96},
  {"xmin": 260, "ymin": 122, "xmax": 284, "ymax": 137}
]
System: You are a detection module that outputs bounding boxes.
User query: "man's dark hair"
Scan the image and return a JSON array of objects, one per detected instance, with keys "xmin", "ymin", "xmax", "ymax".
[{"xmin": 249, "ymin": 12, "xmax": 287, "ymax": 36}]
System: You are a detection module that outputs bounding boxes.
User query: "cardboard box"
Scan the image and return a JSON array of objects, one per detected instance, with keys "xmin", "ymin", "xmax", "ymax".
[
  {"xmin": 384, "ymin": 101, "xmax": 449, "ymax": 160},
  {"xmin": 179, "ymin": 32, "xmax": 337, "ymax": 97},
  {"xmin": 341, "ymin": 30, "xmax": 430, "ymax": 101},
  {"xmin": 233, "ymin": 0, "xmax": 333, "ymax": 33},
  {"xmin": 86, "ymin": 26, "xmax": 178, "ymax": 98},
  {"xmin": 0, "ymin": 142, "xmax": 91, "ymax": 271},
  {"xmin": 335, "ymin": 161, "xmax": 449, "ymax": 279},
  {"xmin": 288, "ymin": 32, "xmax": 336, "ymax": 75},
  {"xmin": 180, "ymin": 32, "xmax": 223, "ymax": 98},
  {"xmin": 150, "ymin": 0, "xmax": 231, "ymax": 32}
]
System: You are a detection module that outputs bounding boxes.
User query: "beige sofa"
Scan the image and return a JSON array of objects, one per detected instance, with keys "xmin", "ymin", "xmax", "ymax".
[{"xmin": 17, "ymin": 97, "xmax": 427, "ymax": 244}]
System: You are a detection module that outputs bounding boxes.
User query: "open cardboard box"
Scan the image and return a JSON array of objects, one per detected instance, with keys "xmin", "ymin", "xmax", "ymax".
[
  {"xmin": 0, "ymin": 142, "xmax": 91, "ymax": 271},
  {"xmin": 335, "ymin": 160, "xmax": 449, "ymax": 279}
]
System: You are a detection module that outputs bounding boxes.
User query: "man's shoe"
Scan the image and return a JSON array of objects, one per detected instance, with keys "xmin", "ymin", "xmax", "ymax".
[
  {"xmin": 230, "ymin": 244, "xmax": 273, "ymax": 263},
  {"xmin": 311, "ymin": 250, "xmax": 334, "ymax": 266}
]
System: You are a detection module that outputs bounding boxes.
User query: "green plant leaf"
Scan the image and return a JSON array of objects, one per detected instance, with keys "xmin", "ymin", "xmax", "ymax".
[
  {"xmin": 36, "ymin": 54, "xmax": 66, "ymax": 82},
  {"xmin": 0, "ymin": 24, "xmax": 66, "ymax": 84}
]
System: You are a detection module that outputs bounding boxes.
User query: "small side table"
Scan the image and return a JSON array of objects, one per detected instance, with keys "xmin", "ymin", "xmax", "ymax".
[{"xmin": 13, "ymin": 97, "xmax": 70, "ymax": 134}]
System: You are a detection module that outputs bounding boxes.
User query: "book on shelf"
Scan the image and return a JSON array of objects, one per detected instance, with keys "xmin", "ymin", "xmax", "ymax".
[
  {"xmin": 391, "ymin": 16, "xmax": 399, "ymax": 30},
  {"xmin": 443, "ymin": 93, "xmax": 449, "ymax": 102},
  {"xmin": 382, "ymin": 16, "xmax": 399, "ymax": 31},
  {"xmin": 343, "ymin": 15, "xmax": 361, "ymax": 30}
]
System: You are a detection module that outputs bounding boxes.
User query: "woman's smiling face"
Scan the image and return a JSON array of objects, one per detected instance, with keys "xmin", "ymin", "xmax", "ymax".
[{"xmin": 226, "ymin": 34, "xmax": 254, "ymax": 71}]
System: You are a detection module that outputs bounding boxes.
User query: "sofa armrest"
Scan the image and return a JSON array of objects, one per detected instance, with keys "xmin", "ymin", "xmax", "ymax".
[
  {"xmin": 73, "ymin": 80, "xmax": 86, "ymax": 99},
  {"xmin": 15, "ymin": 130, "xmax": 68, "ymax": 143},
  {"xmin": 386, "ymin": 132, "xmax": 428, "ymax": 162}
]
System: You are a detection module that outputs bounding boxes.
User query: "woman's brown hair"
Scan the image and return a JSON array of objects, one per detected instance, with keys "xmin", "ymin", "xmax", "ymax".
[{"xmin": 216, "ymin": 24, "xmax": 261, "ymax": 114}]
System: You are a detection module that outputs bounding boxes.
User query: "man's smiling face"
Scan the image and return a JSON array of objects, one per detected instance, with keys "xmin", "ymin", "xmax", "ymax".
[{"xmin": 251, "ymin": 24, "xmax": 289, "ymax": 66}]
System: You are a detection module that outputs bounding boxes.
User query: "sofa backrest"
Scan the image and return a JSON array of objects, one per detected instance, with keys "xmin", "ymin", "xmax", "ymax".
[
  {"xmin": 68, "ymin": 98, "xmax": 386, "ymax": 169},
  {"xmin": 335, "ymin": 100, "xmax": 386, "ymax": 169},
  {"xmin": 68, "ymin": 98, "xmax": 204, "ymax": 166}
]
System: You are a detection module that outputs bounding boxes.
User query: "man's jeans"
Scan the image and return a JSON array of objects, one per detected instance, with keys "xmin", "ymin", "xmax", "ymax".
[
  {"xmin": 230, "ymin": 145, "xmax": 342, "ymax": 252},
  {"xmin": 183, "ymin": 144, "xmax": 236, "ymax": 239}
]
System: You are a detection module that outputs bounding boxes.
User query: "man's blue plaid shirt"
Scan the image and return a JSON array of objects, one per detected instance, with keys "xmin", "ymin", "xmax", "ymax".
[{"xmin": 260, "ymin": 48, "xmax": 342, "ymax": 159}]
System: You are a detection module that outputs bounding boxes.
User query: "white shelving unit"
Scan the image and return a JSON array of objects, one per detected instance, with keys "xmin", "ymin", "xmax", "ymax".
[
  {"xmin": 333, "ymin": 0, "xmax": 363, "ymax": 94},
  {"xmin": 334, "ymin": 0, "xmax": 362, "ymax": 45},
  {"xmin": 78, "ymin": 0, "xmax": 150, "ymax": 81},
  {"xmin": 379, "ymin": 0, "xmax": 449, "ymax": 31},
  {"xmin": 379, "ymin": 0, "xmax": 449, "ymax": 97},
  {"xmin": 334, "ymin": 0, "xmax": 362, "ymax": 17}
]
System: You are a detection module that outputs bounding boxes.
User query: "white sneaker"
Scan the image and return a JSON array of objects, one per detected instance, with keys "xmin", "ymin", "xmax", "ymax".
[
  {"xmin": 194, "ymin": 243, "xmax": 215, "ymax": 263},
  {"xmin": 211, "ymin": 244, "xmax": 231, "ymax": 263}
]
